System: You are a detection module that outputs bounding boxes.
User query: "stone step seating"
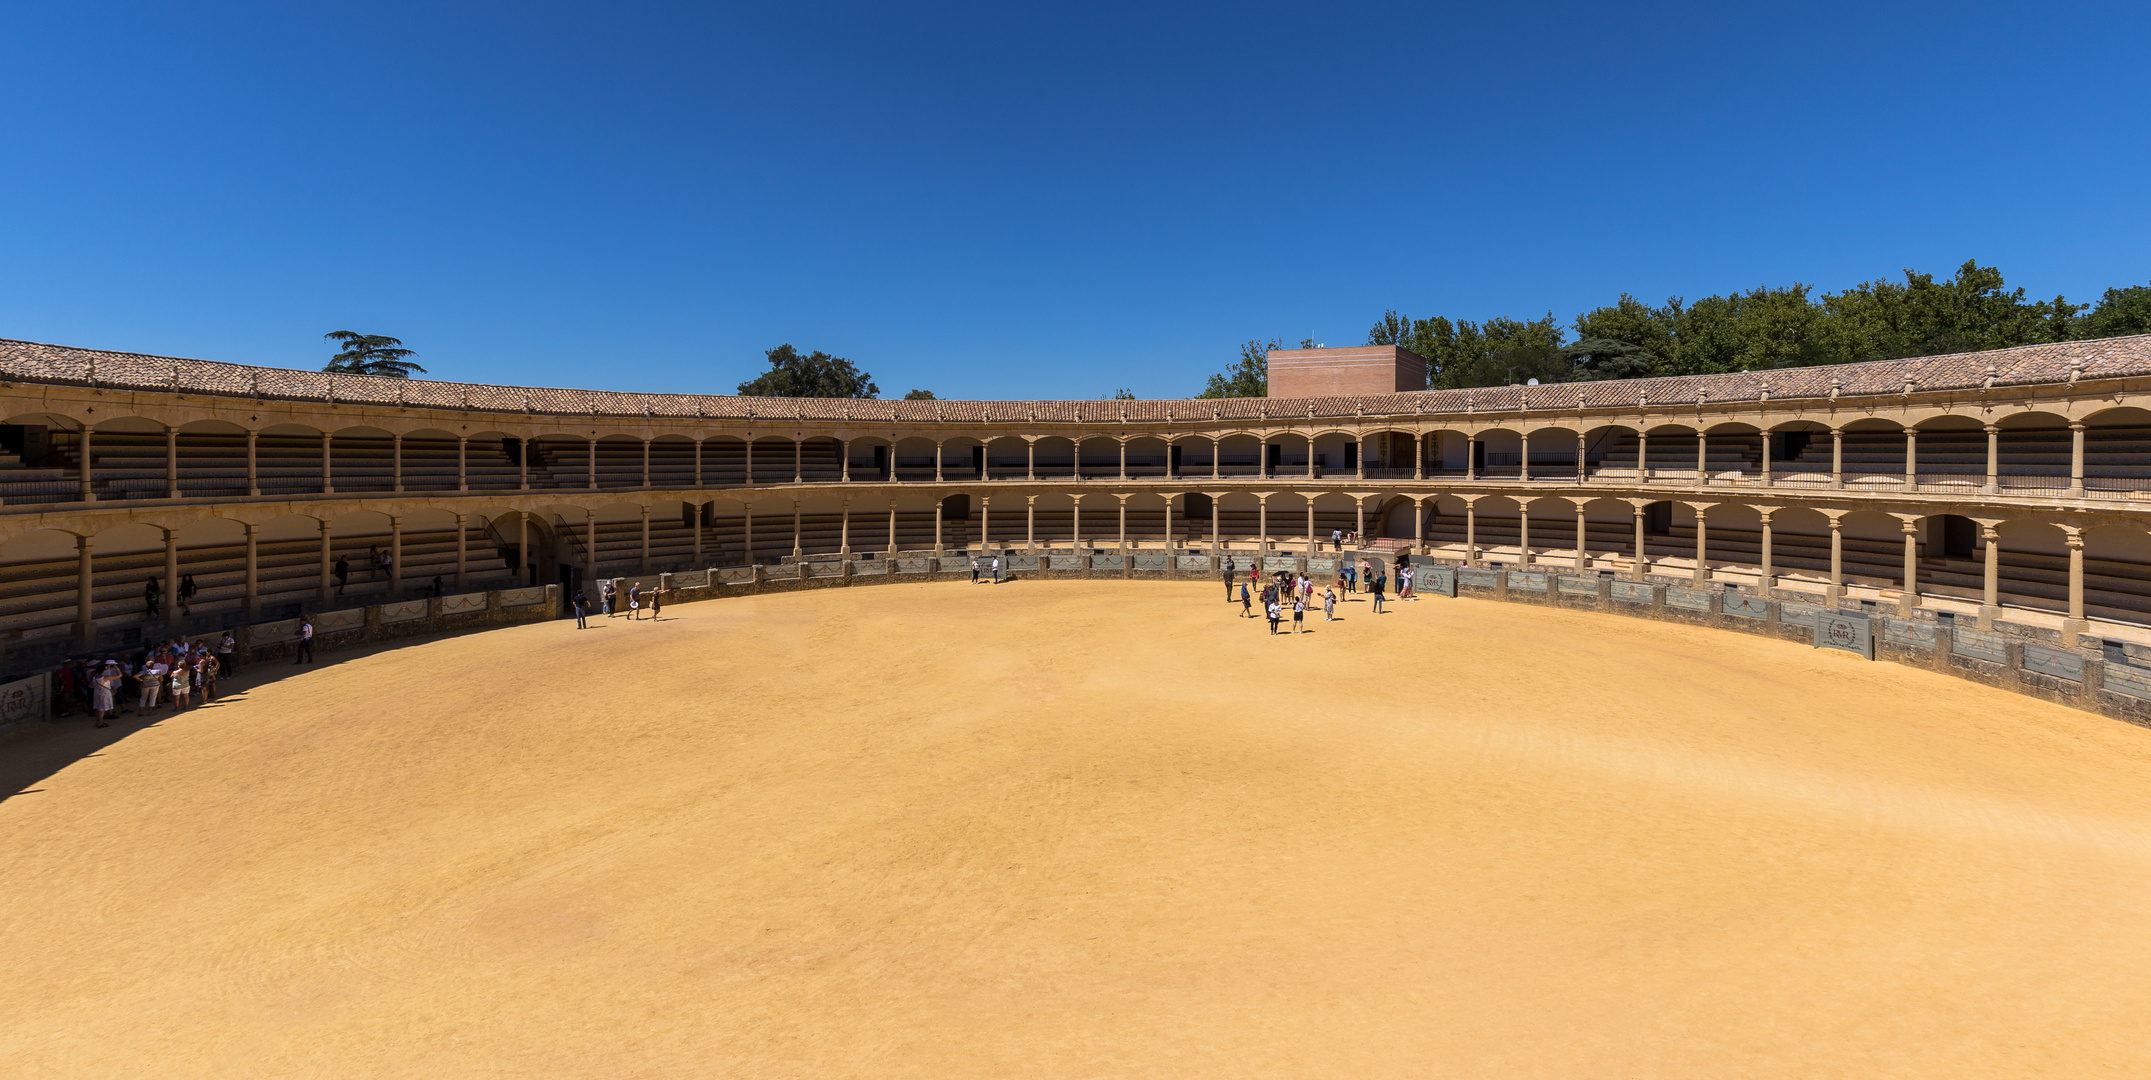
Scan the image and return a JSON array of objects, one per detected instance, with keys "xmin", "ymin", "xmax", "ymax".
[
  {"xmin": 0, "ymin": 528, "xmax": 516, "ymax": 638},
  {"xmin": 78, "ymin": 433, "xmax": 526, "ymax": 498},
  {"xmin": 1919, "ymin": 552, "xmax": 2151, "ymax": 624},
  {"xmin": 1591, "ymin": 434, "xmax": 1761, "ymax": 479},
  {"xmin": 524, "ymin": 440, "xmax": 849, "ymax": 488},
  {"xmin": 0, "ymin": 450, "xmax": 78, "ymax": 506},
  {"xmin": 1773, "ymin": 427, "xmax": 2151, "ymax": 487}
]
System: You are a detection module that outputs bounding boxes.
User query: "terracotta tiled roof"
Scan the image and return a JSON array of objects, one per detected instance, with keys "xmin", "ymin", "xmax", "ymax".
[{"xmin": 2, "ymin": 335, "xmax": 2148, "ymax": 424}]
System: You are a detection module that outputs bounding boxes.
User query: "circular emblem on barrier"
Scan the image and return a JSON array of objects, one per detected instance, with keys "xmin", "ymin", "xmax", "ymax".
[
  {"xmin": 0, "ymin": 685, "xmax": 34, "ymax": 725},
  {"xmin": 1828, "ymin": 620, "xmax": 1855, "ymax": 646}
]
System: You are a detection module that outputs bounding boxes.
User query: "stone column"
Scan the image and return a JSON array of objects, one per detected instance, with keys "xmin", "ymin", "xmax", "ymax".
[
  {"xmin": 1355, "ymin": 498, "xmax": 1365, "ymax": 548},
  {"xmin": 1465, "ymin": 499, "xmax": 1479, "ymax": 566},
  {"xmin": 1984, "ymin": 424, "xmax": 2000, "ymax": 493},
  {"xmin": 454, "ymin": 514, "xmax": 468, "ymax": 591},
  {"xmin": 1027, "ymin": 439, "xmax": 1036, "ymax": 481},
  {"xmin": 1695, "ymin": 431, "xmax": 1708, "ymax": 486},
  {"xmin": 1630, "ymin": 503, "xmax": 1647, "ymax": 580},
  {"xmin": 887, "ymin": 501, "xmax": 898, "ymax": 554},
  {"xmin": 1414, "ymin": 432, "xmax": 1425, "ymax": 481},
  {"xmin": 1757, "ymin": 509, "xmax": 1775, "ymax": 590},
  {"xmin": 1466, "ymin": 435, "xmax": 1477, "ymax": 481},
  {"xmin": 641, "ymin": 504, "xmax": 653, "ymax": 572},
  {"xmin": 389, "ymin": 516, "xmax": 404, "ymax": 596},
  {"xmin": 75, "ymin": 534, "xmax": 96, "ymax": 642},
  {"xmin": 793, "ymin": 438, "xmax": 803, "ymax": 484},
  {"xmin": 392, "ymin": 431, "xmax": 404, "ymax": 492},
  {"xmin": 933, "ymin": 498, "xmax": 944, "ymax": 553},
  {"xmin": 246, "ymin": 429, "xmax": 259, "ymax": 496},
  {"xmin": 840, "ymin": 499, "xmax": 851, "ymax": 554},
  {"xmin": 980, "ymin": 497, "xmax": 991, "ymax": 551},
  {"xmin": 1830, "ymin": 427, "xmax": 1844, "ymax": 489},
  {"xmin": 1305, "ymin": 438, "xmax": 1315, "ymax": 480},
  {"xmin": 1574, "ymin": 503, "xmax": 1588, "ymax": 572},
  {"xmin": 1981, "ymin": 523, "xmax": 2001, "ymax": 624},
  {"xmin": 791, "ymin": 499, "xmax": 803, "ymax": 557},
  {"xmin": 162, "ymin": 529, "xmax": 181, "ymax": 630},
  {"xmin": 1356, "ymin": 433, "xmax": 1367, "ymax": 481},
  {"xmin": 1576, "ymin": 432, "xmax": 1587, "ymax": 482},
  {"xmin": 1027, "ymin": 495, "xmax": 1037, "ymax": 549},
  {"xmin": 1636, "ymin": 431, "xmax": 1647, "ymax": 482},
  {"xmin": 692, "ymin": 502, "xmax": 704, "ymax": 565},
  {"xmin": 1209, "ymin": 494, "xmax": 1219, "ymax": 551},
  {"xmin": 1257, "ymin": 496, "xmax": 1269, "ymax": 554},
  {"xmin": 519, "ymin": 437, "xmax": 529, "ymax": 491},
  {"xmin": 1304, "ymin": 499, "xmax": 1315, "ymax": 558},
  {"xmin": 458, "ymin": 436, "xmax": 469, "ymax": 493},
  {"xmin": 583, "ymin": 510, "xmax": 595, "ymax": 578},
  {"xmin": 78, "ymin": 426, "xmax": 94, "ymax": 502},
  {"xmin": 840, "ymin": 439, "xmax": 851, "ymax": 483},
  {"xmin": 1119, "ymin": 440, "xmax": 1127, "ymax": 481},
  {"xmin": 2068, "ymin": 421, "xmax": 2086, "ymax": 497},
  {"xmin": 1117, "ymin": 496, "xmax": 1128, "ymax": 549},
  {"xmin": 322, "ymin": 431, "xmax": 335, "ymax": 494},
  {"xmin": 243, "ymin": 524, "xmax": 260, "ymax": 617},
  {"xmin": 1518, "ymin": 433, "xmax": 1530, "ymax": 482},
  {"xmin": 318, "ymin": 518, "xmax": 333, "ymax": 601},
  {"xmin": 1828, "ymin": 515, "xmax": 1845, "ymax": 601},
  {"xmin": 1414, "ymin": 496, "xmax": 1427, "ymax": 555},
  {"xmin": 643, "ymin": 438, "xmax": 652, "ymax": 488},
  {"xmin": 1903, "ymin": 427, "xmax": 1917, "ymax": 493},
  {"xmin": 695, "ymin": 439, "xmax": 705, "ymax": 488},
  {"xmin": 1900, "ymin": 517, "xmax": 1920, "ymax": 614},
  {"xmin": 934, "ymin": 440, "xmax": 944, "ymax": 483},
  {"xmin": 1210, "ymin": 437, "xmax": 1220, "ymax": 480},
  {"xmin": 587, "ymin": 437, "xmax": 597, "ymax": 490},
  {"xmin": 1760, "ymin": 431, "xmax": 1772, "ymax": 486},
  {"xmin": 1518, "ymin": 505, "xmax": 1532, "ymax": 567},
  {"xmin": 2065, "ymin": 527, "xmax": 2087, "ymax": 633},
  {"xmin": 1691, "ymin": 505, "xmax": 1708, "ymax": 584},
  {"xmin": 1072, "ymin": 496, "xmax": 1084, "ymax": 548},
  {"xmin": 165, "ymin": 425, "xmax": 179, "ymax": 499}
]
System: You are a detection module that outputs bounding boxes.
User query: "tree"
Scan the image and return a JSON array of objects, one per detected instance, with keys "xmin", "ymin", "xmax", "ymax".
[
  {"xmin": 1369, "ymin": 310, "xmax": 1566, "ymax": 387},
  {"xmin": 323, "ymin": 331, "xmax": 426, "ymax": 378},
  {"xmin": 1565, "ymin": 337, "xmax": 1657, "ymax": 381},
  {"xmin": 1196, "ymin": 338, "xmax": 1276, "ymax": 398},
  {"xmin": 2078, "ymin": 283, "xmax": 2151, "ymax": 339},
  {"xmin": 903, "ymin": 388, "xmax": 937, "ymax": 400},
  {"xmin": 1822, "ymin": 260, "xmax": 2081, "ymax": 361},
  {"xmin": 1113, "ymin": 388, "xmax": 1136, "ymax": 400},
  {"xmin": 737, "ymin": 344, "xmax": 879, "ymax": 398}
]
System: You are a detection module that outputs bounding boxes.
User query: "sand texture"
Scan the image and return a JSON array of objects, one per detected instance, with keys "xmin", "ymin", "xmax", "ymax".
[{"xmin": 7, "ymin": 580, "xmax": 2151, "ymax": 1078}]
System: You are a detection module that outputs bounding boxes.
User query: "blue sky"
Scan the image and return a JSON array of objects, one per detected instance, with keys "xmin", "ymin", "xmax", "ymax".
[{"xmin": 2, "ymin": 2, "xmax": 2146, "ymax": 399}]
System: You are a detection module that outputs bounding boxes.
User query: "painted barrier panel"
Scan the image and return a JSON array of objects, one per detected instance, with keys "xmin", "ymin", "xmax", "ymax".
[
  {"xmin": 314, "ymin": 608, "xmax": 368, "ymax": 632},
  {"xmin": 380, "ymin": 600, "xmax": 429, "ymax": 625},
  {"xmin": 1556, "ymin": 575, "xmax": 1598, "ymax": 596},
  {"xmin": 1262, "ymin": 557, "xmax": 1296, "ymax": 572},
  {"xmin": 440, "ymin": 592, "xmax": 488, "ymax": 615},
  {"xmin": 1424, "ymin": 566, "xmax": 1457, "ymax": 597},
  {"xmin": 1175, "ymin": 556, "xmax": 1209, "ymax": 571},
  {"xmin": 808, "ymin": 562, "xmax": 845, "ymax": 577},
  {"xmin": 717, "ymin": 567, "xmax": 755, "ymax": 584},
  {"xmin": 1952, "ymin": 626, "xmax": 2007, "ymax": 663},
  {"xmin": 2102, "ymin": 661, "xmax": 2151, "ymax": 700},
  {"xmin": 2023, "ymin": 643, "xmax": 2084, "ymax": 682},
  {"xmin": 1665, "ymin": 586, "xmax": 1711, "ymax": 611},
  {"xmin": 1049, "ymin": 555, "xmax": 1084, "ymax": 571},
  {"xmin": 1308, "ymin": 558, "xmax": 1337, "ymax": 573},
  {"xmin": 1779, "ymin": 601, "xmax": 1824, "ymax": 627},
  {"xmin": 252, "ymin": 619, "xmax": 299, "ymax": 644},
  {"xmin": 1815, "ymin": 612, "xmax": 1874, "ymax": 659},
  {"xmin": 851, "ymin": 560, "xmax": 887, "ymax": 575},
  {"xmin": 1457, "ymin": 568, "xmax": 1499, "ymax": 589},
  {"xmin": 1094, "ymin": 553, "xmax": 1126, "ymax": 571},
  {"xmin": 1610, "ymin": 580, "xmax": 1653, "ymax": 604},
  {"xmin": 1132, "ymin": 553, "xmax": 1169, "ymax": 570},
  {"xmin": 500, "ymin": 587, "xmax": 550, "ymax": 609},
  {"xmin": 1006, "ymin": 555, "xmax": 1040, "ymax": 571},
  {"xmin": 669, "ymin": 570, "xmax": 710, "ymax": 588},
  {"xmin": 896, "ymin": 558, "xmax": 933, "ymax": 574},
  {"xmin": 1507, "ymin": 571, "xmax": 1548, "ymax": 591},
  {"xmin": 1, "ymin": 672, "xmax": 51, "ymax": 727},
  {"xmin": 1881, "ymin": 618, "xmax": 1935, "ymax": 650},
  {"xmin": 1723, "ymin": 592, "xmax": 1770, "ymax": 619}
]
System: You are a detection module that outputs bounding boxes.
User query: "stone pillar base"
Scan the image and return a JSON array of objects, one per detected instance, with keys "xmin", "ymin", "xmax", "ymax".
[{"xmin": 1977, "ymin": 604, "xmax": 2000, "ymax": 629}]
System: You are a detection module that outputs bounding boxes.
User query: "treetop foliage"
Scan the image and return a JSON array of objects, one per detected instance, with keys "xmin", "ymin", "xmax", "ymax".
[
  {"xmin": 323, "ymin": 331, "xmax": 425, "ymax": 378},
  {"xmin": 737, "ymin": 343, "xmax": 879, "ymax": 398},
  {"xmin": 1318, "ymin": 260, "xmax": 2150, "ymax": 391},
  {"xmin": 902, "ymin": 388, "xmax": 937, "ymax": 400}
]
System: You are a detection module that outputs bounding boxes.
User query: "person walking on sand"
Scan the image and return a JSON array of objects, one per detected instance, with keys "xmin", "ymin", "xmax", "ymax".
[
  {"xmin": 1372, "ymin": 571, "xmax": 1387, "ymax": 614},
  {"xmin": 651, "ymin": 583, "xmax": 663, "ymax": 619},
  {"xmin": 334, "ymin": 554, "xmax": 350, "ymax": 596},
  {"xmin": 1323, "ymin": 585, "xmax": 1336, "ymax": 622},
  {"xmin": 139, "ymin": 654, "xmax": 166, "ymax": 711},
  {"xmin": 627, "ymin": 582, "xmax": 641, "ymax": 620},
  {"xmin": 991, "ymin": 555, "xmax": 1001, "ymax": 583},
  {"xmin": 295, "ymin": 618, "xmax": 314, "ymax": 664},
  {"xmin": 602, "ymin": 579, "xmax": 617, "ymax": 617},
  {"xmin": 92, "ymin": 661, "xmax": 118, "ymax": 727},
  {"xmin": 1239, "ymin": 580, "xmax": 1252, "ymax": 618},
  {"xmin": 970, "ymin": 556, "xmax": 980, "ymax": 584},
  {"xmin": 1222, "ymin": 555, "xmax": 1236, "ymax": 599},
  {"xmin": 1292, "ymin": 595, "xmax": 1305, "ymax": 633},
  {"xmin": 1358, "ymin": 558, "xmax": 1372, "ymax": 594},
  {"xmin": 573, "ymin": 591, "xmax": 589, "ymax": 629},
  {"xmin": 1266, "ymin": 598, "xmax": 1281, "ymax": 635},
  {"xmin": 169, "ymin": 653, "xmax": 192, "ymax": 712},
  {"xmin": 216, "ymin": 632, "xmax": 235, "ymax": 677}
]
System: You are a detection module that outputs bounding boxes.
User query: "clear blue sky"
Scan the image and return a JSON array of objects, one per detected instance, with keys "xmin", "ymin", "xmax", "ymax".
[{"xmin": 3, "ymin": 2, "xmax": 2146, "ymax": 399}]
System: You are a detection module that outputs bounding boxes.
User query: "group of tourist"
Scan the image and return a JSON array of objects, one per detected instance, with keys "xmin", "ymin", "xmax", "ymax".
[
  {"xmin": 968, "ymin": 555, "xmax": 1002, "ymax": 584},
  {"xmin": 572, "ymin": 579, "xmax": 665, "ymax": 628},
  {"xmin": 50, "ymin": 633, "xmax": 238, "ymax": 728},
  {"xmin": 1219, "ymin": 552, "xmax": 1419, "ymax": 635}
]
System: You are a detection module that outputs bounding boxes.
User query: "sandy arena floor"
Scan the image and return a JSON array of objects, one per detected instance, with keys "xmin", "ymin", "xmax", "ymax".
[{"xmin": 7, "ymin": 580, "xmax": 2151, "ymax": 1077}]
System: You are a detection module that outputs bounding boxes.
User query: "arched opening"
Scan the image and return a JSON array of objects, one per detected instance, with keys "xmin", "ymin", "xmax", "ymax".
[
  {"xmin": 1580, "ymin": 424, "xmax": 1639, "ymax": 481},
  {"xmin": 2082, "ymin": 406, "xmax": 2151, "ymax": 498},
  {"xmin": 1123, "ymin": 436, "xmax": 1169, "ymax": 480},
  {"xmin": 1213, "ymin": 434, "xmax": 1262, "ymax": 478},
  {"xmin": 1994, "ymin": 411, "xmax": 2073, "ymax": 494}
]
